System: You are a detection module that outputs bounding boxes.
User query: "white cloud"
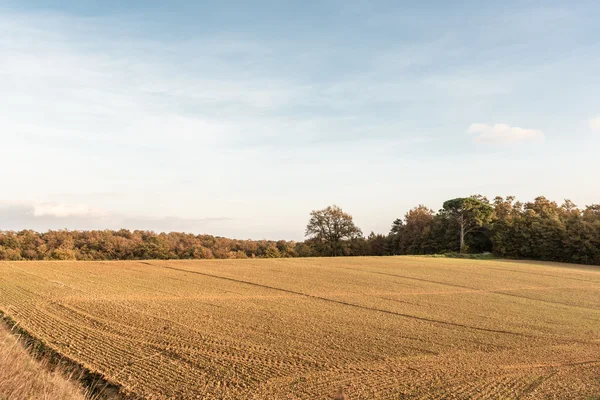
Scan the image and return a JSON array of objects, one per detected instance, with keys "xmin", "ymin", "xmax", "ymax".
[
  {"xmin": 0, "ymin": 202, "xmax": 287, "ymax": 238},
  {"xmin": 590, "ymin": 116, "xmax": 600, "ymax": 132},
  {"xmin": 0, "ymin": 11, "xmax": 313, "ymax": 155},
  {"xmin": 468, "ymin": 123, "xmax": 544, "ymax": 144},
  {"xmin": 1, "ymin": 6, "xmax": 598, "ymax": 240},
  {"xmin": 32, "ymin": 203, "xmax": 108, "ymax": 218}
]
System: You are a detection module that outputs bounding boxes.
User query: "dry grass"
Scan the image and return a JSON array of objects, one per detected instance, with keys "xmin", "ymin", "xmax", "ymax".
[
  {"xmin": 0, "ymin": 323, "xmax": 87, "ymax": 400},
  {"xmin": 0, "ymin": 256, "xmax": 599, "ymax": 399}
]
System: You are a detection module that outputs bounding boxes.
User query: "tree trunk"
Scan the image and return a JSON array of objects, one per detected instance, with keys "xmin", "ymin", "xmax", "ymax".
[{"xmin": 460, "ymin": 222, "xmax": 465, "ymax": 253}]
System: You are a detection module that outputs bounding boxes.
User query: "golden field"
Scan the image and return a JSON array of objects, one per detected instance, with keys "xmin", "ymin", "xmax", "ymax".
[{"xmin": 0, "ymin": 257, "xmax": 599, "ymax": 399}]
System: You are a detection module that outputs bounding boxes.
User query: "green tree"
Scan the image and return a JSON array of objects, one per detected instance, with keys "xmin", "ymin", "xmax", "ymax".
[
  {"xmin": 265, "ymin": 245, "xmax": 281, "ymax": 258},
  {"xmin": 388, "ymin": 218, "xmax": 404, "ymax": 254},
  {"xmin": 367, "ymin": 232, "xmax": 389, "ymax": 256},
  {"xmin": 441, "ymin": 197, "xmax": 494, "ymax": 253},
  {"xmin": 401, "ymin": 205, "xmax": 435, "ymax": 254},
  {"xmin": 294, "ymin": 242, "xmax": 316, "ymax": 257},
  {"xmin": 305, "ymin": 205, "xmax": 362, "ymax": 256}
]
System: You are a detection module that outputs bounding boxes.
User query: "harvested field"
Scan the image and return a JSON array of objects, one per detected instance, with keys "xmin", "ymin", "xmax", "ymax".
[{"xmin": 0, "ymin": 257, "xmax": 599, "ymax": 399}]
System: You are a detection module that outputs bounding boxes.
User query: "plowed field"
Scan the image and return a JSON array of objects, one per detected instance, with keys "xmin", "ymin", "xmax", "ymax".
[{"xmin": 1, "ymin": 257, "xmax": 599, "ymax": 399}]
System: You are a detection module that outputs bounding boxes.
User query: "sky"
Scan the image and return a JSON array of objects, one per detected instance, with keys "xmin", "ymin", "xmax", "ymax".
[{"xmin": 1, "ymin": 0, "xmax": 599, "ymax": 240}]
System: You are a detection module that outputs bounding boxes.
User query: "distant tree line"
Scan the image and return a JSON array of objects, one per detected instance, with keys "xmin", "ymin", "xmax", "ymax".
[
  {"xmin": 1, "ymin": 195, "xmax": 599, "ymax": 265},
  {"xmin": 386, "ymin": 196, "xmax": 600, "ymax": 265},
  {"xmin": 302, "ymin": 196, "xmax": 600, "ymax": 265},
  {"xmin": 0, "ymin": 230, "xmax": 302, "ymax": 261}
]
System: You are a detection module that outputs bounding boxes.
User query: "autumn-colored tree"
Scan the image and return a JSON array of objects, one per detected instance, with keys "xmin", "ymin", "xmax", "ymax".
[
  {"xmin": 305, "ymin": 205, "xmax": 362, "ymax": 256},
  {"xmin": 0, "ymin": 229, "xmax": 299, "ymax": 261},
  {"xmin": 401, "ymin": 205, "xmax": 436, "ymax": 254},
  {"xmin": 0, "ymin": 195, "xmax": 599, "ymax": 265}
]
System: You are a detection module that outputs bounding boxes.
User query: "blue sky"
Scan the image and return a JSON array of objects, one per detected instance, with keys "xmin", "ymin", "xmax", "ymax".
[{"xmin": 1, "ymin": 1, "xmax": 599, "ymax": 240}]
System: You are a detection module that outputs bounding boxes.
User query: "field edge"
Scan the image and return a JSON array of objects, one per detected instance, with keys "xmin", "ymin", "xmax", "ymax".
[{"xmin": 0, "ymin": 309, "xmax": 136, "ymax": 400}]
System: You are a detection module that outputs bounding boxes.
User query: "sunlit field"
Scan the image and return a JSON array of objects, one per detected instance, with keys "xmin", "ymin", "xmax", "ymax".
[{"xmin": 1, "ymin": 257, "xmax": 599, "ymax": 399}]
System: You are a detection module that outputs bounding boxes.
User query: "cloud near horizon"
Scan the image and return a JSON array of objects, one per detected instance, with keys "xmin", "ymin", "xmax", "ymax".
[
  {"xmin": 32, "ymin": 203, "xmax": 108, "ymax": 218},
  {"xmin": 1, "ymin": 3, "xmax": 599, "ymax": 240},
  {"xmin": 0, "ymin": 202, "xmax": 233, "ymax": 236},
  {"xmin": 468, "ymin": 123, "xmax": 545, "ymax": 144}
]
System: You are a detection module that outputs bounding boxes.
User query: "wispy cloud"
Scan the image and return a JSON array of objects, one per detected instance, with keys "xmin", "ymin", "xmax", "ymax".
[
  {"xmin": 0, "ymin": 202, "xmax": 232, "ymax": 235},
  {"xmin": 468, "ymin": 123, "xmax": 544, "ymax": 144},
  {"xmin": 32, "ymin": 203, "xmax": 108, "ymax": 218},
  {"xmin": 0, "ymin": 8, "xmax": 519, "ymax": 155},
  {"xmin": 1, "ymin": 3, "xmax": 599, "ymax": 239}
]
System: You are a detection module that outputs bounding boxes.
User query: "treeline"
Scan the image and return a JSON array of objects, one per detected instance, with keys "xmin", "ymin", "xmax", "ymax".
[
  {"xmin": 386, "ymin": 196, "xmax": 600, "ymax": 265},
  {"xmin": 298, "ymin": 196, "xmax": 600, "ymax": 265},
  {"xmin": 0, "ymin": 230, "xmax": 304, "ymax": 261},
  {"xmin": 0, "ymin": 195, "xmax": 598, "ymax": 265}
]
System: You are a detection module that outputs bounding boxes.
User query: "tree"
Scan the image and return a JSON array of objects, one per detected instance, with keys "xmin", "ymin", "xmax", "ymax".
[
  {"xmin": 265, "ymin": 245, "xmax": 281, "ymax": 258},
  {"xmin": 441, "ymin": 197, "xmax": 494, "ymax": 253},
  {"xmin": 367, "ymin": 232, "xmax": 389, "ymax": 256},
  {"xmin": 403, "ymin": 205, "xmax": 436, "ymax": 254},
  {"xmin": 305, "ymin": 205, "xmax": 362, "ymax": 256},
  {"xmin": 388, "ymin": 218, "xmax": 404, "ymax": 255}
]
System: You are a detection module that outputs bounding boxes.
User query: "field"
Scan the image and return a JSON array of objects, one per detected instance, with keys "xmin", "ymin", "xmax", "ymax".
[{"xmin": 0, "ymin": 257, "xmax": 599, "ymax": 399}]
